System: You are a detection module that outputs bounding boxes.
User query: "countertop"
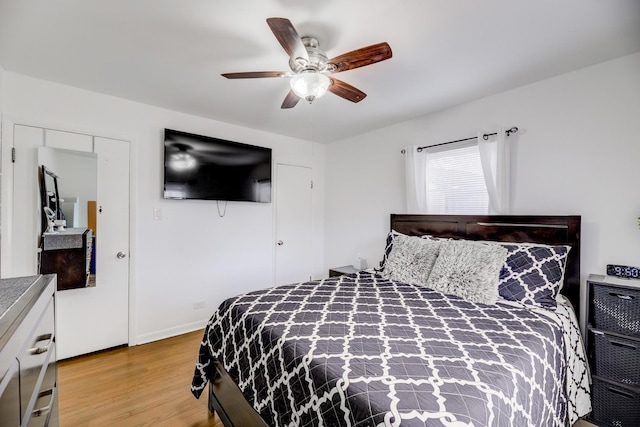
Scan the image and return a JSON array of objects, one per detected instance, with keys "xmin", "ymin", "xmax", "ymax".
[
  {"xmin": 0, "ymin": 275, "xmax": 54, "ymax": 349},
  {"xmin": 43, "ymin": 226, "xmax": 89, "ymax": 250}
]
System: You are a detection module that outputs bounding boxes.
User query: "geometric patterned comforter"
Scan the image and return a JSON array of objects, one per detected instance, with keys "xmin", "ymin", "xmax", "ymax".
[{"xmin": 192, "ymin": 271, "xmax": 588, "ymax": 427}]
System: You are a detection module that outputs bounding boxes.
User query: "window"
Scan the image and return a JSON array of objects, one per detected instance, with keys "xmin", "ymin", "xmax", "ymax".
[
  {"xmin": 424, "ymin": 142, "xmax": 489, "ymax": 214},
  {"xmin": 405, "ymin": 130, "xmax": 511, "ymax": 215}
]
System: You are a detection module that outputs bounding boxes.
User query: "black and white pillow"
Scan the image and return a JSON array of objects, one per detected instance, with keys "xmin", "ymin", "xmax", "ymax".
[
  {"xmin": 497, "ymin": 243, "xmax": 571, "ymax": 308},
  {"xmin": 378, "ymin": 230, "xmax": 402, "ymax": 271}
]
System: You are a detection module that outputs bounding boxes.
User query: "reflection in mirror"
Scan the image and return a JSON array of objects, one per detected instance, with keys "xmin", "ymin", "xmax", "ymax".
[
  {"xmin": 38, "ymin": 147, "xmax": 98, "ymax": 286},
  {"xmin": 39, "ymin": 166, "xmax": 61, "ymax": 234}
]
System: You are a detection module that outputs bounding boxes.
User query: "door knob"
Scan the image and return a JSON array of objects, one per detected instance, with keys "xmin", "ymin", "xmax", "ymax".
[
  {"xmin": 116, "ymin": 251, "xmax": 127, "ymax": 259},
  {"xmin": 277, "ymin": 240, "xmax": 284, "ymax": 246}
]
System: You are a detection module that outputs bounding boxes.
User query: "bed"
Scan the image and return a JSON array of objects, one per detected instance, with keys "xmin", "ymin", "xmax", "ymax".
[{"xmin": 191, "ymin": 214, "xmax": 590, "ymax": 426}]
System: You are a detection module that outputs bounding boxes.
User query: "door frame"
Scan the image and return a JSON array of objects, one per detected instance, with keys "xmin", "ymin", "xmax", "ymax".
[{"xmin": 0, "ymin": 116, "xmax": 138, "ymax": 346}]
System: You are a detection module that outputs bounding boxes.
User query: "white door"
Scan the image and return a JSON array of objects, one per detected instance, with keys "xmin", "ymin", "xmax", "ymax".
[
  {"xmin": 55, "ymin": 137, "xmax": 130, "ymax": 359},
  {"xmin": 275, "ymin": 164, "xmax": 312, "ymax": 285},
  {"xmin": 8, "ymin": 125, "xmax": 130, "ymax": 359},
  {"xmin": 9, "ymin": 125, "xmax": 42, "ymax": 276}
]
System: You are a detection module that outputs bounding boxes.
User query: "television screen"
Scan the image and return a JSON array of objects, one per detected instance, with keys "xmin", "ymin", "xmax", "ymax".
[{"xmin": 163, "ymin": 129, "xmax": 272, "ymax": 202}]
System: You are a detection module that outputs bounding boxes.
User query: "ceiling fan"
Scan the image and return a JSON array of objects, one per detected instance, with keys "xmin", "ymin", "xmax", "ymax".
[{"xmin": 221, "ymin": 17, "xmax": 392, "ymax": 109}]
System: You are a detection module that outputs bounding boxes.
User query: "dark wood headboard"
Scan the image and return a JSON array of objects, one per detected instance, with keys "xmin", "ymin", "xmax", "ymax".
[{"xmin": 390, "ymin": 214, "xmax": 581, "ymax": 317}]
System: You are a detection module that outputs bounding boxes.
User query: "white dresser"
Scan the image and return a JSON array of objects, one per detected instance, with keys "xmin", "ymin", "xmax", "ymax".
[{"xmin": 0, "ymin": 275, "xmax": 57, "ymax": 427}]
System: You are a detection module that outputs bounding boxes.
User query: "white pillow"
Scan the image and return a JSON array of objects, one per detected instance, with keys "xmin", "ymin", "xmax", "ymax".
[
  {"xmin": 426, "ymin": 240, "xmax": 508, "ymax": 305},
  {"xmin": 380, "ymin": 233, "xmax": 442, "ymax": 286}
]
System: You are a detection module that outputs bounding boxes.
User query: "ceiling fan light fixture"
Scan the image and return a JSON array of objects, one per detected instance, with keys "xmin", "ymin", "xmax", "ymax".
[
  {"xmin": 222, "ymin": 18, "xmax": 391, "ymax": 108},
  {"xmin": 290, "ymin": 72, "xmax": 331, "ymax": 103}
]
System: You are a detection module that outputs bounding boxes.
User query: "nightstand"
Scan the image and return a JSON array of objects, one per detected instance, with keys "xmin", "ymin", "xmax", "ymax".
[
  {"xmin": 586, "ymin": 274, "xmax": 640, "ymax": 426},
  {"xmin": 329, "ymin": 265, "xmax": 360, "ymax": 277}
]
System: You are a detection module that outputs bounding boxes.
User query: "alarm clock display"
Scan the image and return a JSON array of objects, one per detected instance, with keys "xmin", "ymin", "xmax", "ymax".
[{"xmin": 606, "ymin": 264, "xmax": 640, "ymax": 279}]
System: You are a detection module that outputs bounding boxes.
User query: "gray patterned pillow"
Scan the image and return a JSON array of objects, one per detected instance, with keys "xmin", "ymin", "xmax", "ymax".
[
  {"xmin": 426, "ymin": 240, "xmax": 508, "ymax": 305},
  {"xmin": 380, "ymin": 234, "xmax": 442, "ymax": 286}
]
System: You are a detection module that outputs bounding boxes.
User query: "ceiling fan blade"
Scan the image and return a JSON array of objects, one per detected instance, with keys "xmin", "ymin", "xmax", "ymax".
[
  {"xmin": 328, "ymin": 78, "xmax": 367, "ymax": 103},
  {"xmin": 221, "ymin": 71, "xmax": 287, "ymax": 79},
  {"xmin": 266, "ymin": 17, "xmax": 309, "ymax": 62},
  {"xmin": 328, "ymin": 42, "xmax": 392, "ymax": 73},
  {"xmin": 281, "ymin": 90, "xmax": 300, "ymax": 109}
]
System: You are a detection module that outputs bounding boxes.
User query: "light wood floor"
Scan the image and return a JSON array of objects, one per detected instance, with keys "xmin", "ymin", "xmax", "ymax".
[{"xmin": 58, "ymin": 329, "xmax": 222, "ymax": 427}]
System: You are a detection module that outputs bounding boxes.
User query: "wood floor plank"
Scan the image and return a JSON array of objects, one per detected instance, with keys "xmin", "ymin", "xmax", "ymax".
[{"xmin": 58, "ymin": 329, "xmax": 223, "ymax": 427}]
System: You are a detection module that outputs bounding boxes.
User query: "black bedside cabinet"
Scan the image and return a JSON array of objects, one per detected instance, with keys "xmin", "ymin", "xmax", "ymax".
[
  {"xmin": 328, "ymin": 265, "xmax": 360, "ymax": 277},
  {"xmin": 586, "ymin": 274, "xmax": 640, "ymax": 426}
]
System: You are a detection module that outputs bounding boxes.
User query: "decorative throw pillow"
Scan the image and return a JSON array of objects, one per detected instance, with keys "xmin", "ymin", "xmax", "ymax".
[
  {"xmin": 497, "ymin": 243, "xmax": 571, "ymax": 308},
  {"xmin": 378, "ymin": 230, "xmax": 404, "ymax": 271},
  {"xmin": 426, "ymin": 240, "xmax": 508, "ymax": 305},
  {"xmin": 380, "ymin": 234, "xmax": 442, "ymax": 285},
  {"xmin": 378, "ymin": 230, "xmax": 443, "ymax": 271}
]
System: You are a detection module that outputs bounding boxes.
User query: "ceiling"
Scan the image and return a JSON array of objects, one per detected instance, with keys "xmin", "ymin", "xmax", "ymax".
[{"xmin": 1, "ymin": 1, "xmax": 639, "ymax": 143}]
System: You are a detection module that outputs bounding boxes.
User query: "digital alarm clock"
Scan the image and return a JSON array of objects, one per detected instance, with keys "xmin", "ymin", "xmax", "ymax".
[{"xmin": 606, "ymin": 264, "xmax": 640, "ymax": 279}]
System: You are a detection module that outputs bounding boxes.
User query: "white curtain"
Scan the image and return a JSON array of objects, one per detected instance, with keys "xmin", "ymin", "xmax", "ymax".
[
  {"xmin": 404, "ymin": 145, "xmax": 428, "ymax": 213},
  {"xmin": 478, "ymin": 128, "xmax": 511, "ymax": 214}
]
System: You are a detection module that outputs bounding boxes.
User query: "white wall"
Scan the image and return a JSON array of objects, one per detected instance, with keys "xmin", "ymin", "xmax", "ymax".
[
  {"xmin": 1, "ymin": 73, "xmax": 325, "ymax": 344},
  {"xmin": 325, "ymin": 52, "xmax": 640, "ymax": 316}
]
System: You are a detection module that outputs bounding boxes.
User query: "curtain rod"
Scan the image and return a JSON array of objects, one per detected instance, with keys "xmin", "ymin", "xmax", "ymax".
[{"xmin": 401, "ymin": 126, "xmax": 519, "ymax": 154}]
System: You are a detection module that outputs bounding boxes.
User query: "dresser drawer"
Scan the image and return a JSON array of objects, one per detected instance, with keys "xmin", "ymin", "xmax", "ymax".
[
  {"xmin": 592, "ymin": 376, "xmax": 640, "ymax": 427},
  {"xmin": 0, "ymin": 359, "xmax": 20, "ymax": 426},
  {"xmin": 592, "ymin": 283, "xmax": 640, "ymax": 336},
  {"xmin": 591, "ymin": 330, "xmax": 640, "ymax": 386},
  {"xmin": 19, "ymin": 297, "xmax": 55, "ymax": 422},
  {"xmin": 27, "ymin": 348, "xmax": 57, "ymax": 427}
]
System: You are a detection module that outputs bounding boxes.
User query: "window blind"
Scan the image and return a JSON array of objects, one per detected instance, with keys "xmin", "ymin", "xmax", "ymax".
[{"xmin": 425, "ymin": 142, "xmax": 489, "ymax": 214}]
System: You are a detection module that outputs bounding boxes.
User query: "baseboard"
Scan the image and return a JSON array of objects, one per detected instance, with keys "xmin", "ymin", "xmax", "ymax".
[{"xmin": 136, "ymin": 319, "xmax": 208, "ymax": 345}]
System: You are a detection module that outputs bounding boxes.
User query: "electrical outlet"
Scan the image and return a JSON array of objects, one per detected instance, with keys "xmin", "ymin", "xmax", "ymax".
[
  {"xmin": 193, "ymin": 300, "xmax": 206, "ymax": 310},
  {"xmin": 153, "ymin": 207, "xmax": 162, "ymax": 220}
]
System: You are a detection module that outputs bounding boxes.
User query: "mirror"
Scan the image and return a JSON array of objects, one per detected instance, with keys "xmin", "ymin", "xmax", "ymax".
[{"xmin": 38, "ymin": 147, "xmax": 98, "ymax": 285}]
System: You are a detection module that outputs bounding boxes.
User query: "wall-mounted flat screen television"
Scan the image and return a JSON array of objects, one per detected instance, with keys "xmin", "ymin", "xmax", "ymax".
[{"xmin": 163, "ymin": 129, "xmax": 272, "ymax": 202}]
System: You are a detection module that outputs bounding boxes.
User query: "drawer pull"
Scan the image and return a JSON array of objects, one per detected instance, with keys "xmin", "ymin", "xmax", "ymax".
[
  {"xmin": 607, "ymin": 386, "xmax": 635, "ymax": 400},
  {"xmin": 28, "ymin": 333, "xmax": 53, "ymax": 355},
  {"xmin": 32, "ymin": 388, "xmax": 55, "ymax": 417},
  {"xmin": 610, "ymin": 340, "xmax": 637, "ymax": 351},
  {"xmin": 608, "ymin": 292, "xmax": 635, "ymax": 300}
]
